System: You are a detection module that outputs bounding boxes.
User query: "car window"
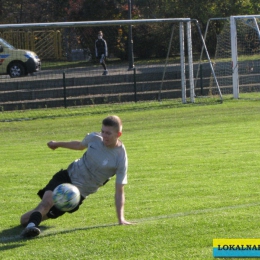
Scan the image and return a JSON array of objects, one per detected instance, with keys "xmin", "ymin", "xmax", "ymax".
[{"xmin": 0, "ymin": 38, "xmax": 15, "ymax": 50}]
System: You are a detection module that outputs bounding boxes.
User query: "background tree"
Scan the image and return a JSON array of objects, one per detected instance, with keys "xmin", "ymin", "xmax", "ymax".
[{"xmin": 0, "ymin": 0, "xmax": 259, "ymax": 59}]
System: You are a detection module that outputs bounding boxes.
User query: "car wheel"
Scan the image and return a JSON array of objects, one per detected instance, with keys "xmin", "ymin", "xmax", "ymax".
[{"xmin": 8, "ymin": 62, "xmax": 26, "ymax": 78}]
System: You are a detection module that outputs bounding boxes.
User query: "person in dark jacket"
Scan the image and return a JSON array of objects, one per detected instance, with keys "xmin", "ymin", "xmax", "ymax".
[{"xmin": 95, "ymin": 31, "xmax": 108, "ymax": 75}]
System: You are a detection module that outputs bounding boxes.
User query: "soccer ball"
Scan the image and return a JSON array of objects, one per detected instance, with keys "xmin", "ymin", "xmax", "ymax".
[{"xmin": 52, "ymin": 183, "xmax": 80, "ymax": 212}]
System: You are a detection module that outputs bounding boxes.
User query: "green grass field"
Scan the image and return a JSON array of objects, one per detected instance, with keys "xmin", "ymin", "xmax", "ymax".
[{"xmin": 1, "ymin": 99, "xmax": 260, "ymax": 259}]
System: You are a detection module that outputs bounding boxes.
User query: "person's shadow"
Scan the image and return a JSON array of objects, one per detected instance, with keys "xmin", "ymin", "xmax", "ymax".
[
  {"xmin": 0, "ymin": 225, "xmax": 51, "ymax": 251},
  {"xmin": 0, "ymin": 223, "xmax": 118, "ymax": 252}
]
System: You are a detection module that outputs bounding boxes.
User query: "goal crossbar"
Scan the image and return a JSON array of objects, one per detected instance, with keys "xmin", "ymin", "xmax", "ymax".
[{"xmin": 0, "ymin": 18, "xmax": 192, "ymax": 30}]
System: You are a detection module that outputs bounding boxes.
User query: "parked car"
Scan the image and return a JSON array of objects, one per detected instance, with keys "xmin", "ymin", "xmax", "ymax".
[{"xmin": 0, "ymin": 37, "xmax": 41, "ymax": 78}]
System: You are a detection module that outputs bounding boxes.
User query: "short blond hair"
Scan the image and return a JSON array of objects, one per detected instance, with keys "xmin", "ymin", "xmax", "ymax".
[{"xmin": 102, "ymin": 115, "xmax": 122, "ymax": 132}]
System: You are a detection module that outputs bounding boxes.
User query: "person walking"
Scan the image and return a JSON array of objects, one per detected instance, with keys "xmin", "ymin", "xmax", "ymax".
[{"xmin": 95, "ymin": 31, "xmax": 108, "ymax": 75}]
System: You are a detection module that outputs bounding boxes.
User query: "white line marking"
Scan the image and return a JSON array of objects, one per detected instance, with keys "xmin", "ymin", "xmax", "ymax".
[
  {"xmin": 134, "ymin": 202, "xmax": 260, "ymax": 223},
  {"xmin": 1, "ymin": 202, "xmax": 259, "ymax": 242}
]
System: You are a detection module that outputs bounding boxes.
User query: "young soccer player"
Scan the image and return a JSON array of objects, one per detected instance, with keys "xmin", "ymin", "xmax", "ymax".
[
  {"xmin": 20, "ymin": 115, "xmax": 131, "ymax": 238},
  {"xmin": 95, "ymin": 31, "xmax": 108, "ymax": 75}
]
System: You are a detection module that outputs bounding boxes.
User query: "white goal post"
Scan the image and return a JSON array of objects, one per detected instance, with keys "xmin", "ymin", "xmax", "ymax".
[
  {"xmin": 202, "ymin": 15, "xmax": 260, "ymax": 100},
  {"xmin": 230, "ymin": 15, "xmax": 260, "ymax": 99}
]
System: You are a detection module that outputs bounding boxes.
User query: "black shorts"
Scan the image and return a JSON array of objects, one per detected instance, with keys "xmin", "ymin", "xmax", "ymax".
[{"xmin": 37, "ymin": 169, "xmax": 84, "ymax": 219}]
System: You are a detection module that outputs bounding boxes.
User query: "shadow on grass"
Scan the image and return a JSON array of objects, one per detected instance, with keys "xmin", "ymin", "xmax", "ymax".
[
  {"xmin": 0, "ymin": 224, "xmax": 53, "ymax": 250},
  {"xmin": 0, "ymin": 225, "xmax": 26, "ymax": 251},
  {"xmin": 0, "ymin": 222, "xmax": 119, "ymax": 251},
  {"xmin": 40, "ymin": 222, "xmax": 119, "ymax": 238}
]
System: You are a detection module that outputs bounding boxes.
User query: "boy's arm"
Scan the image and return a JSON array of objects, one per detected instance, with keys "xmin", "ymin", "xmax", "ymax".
[
  {"xmin": 115, "ymin": 183, "xmax": 131, "ymax": 225},
  {"xmin": 104, "ymin": 40, "xmax": 108, "ymax": 57},
  {"xmin": 47, "ymin": 141, "xmax": 86, "ymax": 150},
  {"xmin": 95, "ymin": 40, "xmax": 98, "ymax": 57}
]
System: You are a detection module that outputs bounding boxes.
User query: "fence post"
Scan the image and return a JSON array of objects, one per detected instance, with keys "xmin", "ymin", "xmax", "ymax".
[
  {"xmin": 134, "ymin": 67, "xmax": 137, "ymax": 102},
  {"xmin": 128, "ymin": 0, "xmax": 134, "ymax": 70},
  {"xmin": 63, "ymin": 71, "xmax": 67, "ymax": 108},
  {"xmin": 200, "ymin": 64, "xmax": 203, "ymax": 95}
]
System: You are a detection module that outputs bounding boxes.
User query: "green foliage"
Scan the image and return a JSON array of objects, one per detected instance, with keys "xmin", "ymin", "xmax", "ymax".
[
  {"xmin": 133, "ymin": 24, "xmax": 174, "ymax": 59},
  {"xmin": 1, "ymin": 1, "xmax": 260, "ymax": 25},
  {"xmin": 1, "ymin": 0, "xmax": 260, "ymax": 60},
  {"xmin": 1, "ymin": 99, "xmax": 260, "ymax": 259}
]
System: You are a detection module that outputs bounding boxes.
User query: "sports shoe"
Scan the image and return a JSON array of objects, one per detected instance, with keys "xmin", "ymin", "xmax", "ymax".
[
  {"xmin": 102, "ymin": 70, "xmax": 108, "ymax": 76},
  {"xmin": 21, "ymin": 226, "xmax": 41, "ymax": 238}
]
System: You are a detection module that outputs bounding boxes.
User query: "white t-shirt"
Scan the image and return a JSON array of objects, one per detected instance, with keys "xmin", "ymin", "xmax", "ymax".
[{"xmin": 67, "ymin": 132, "xmax": 128, "ymax": 198}]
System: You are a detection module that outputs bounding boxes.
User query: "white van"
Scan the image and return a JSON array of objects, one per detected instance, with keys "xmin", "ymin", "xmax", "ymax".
[{"xmin": 0, "ymin": 37, "xmax": 41, "ymax": 77}]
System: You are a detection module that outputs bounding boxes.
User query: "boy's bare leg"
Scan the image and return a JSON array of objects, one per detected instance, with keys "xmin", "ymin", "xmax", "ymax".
[{"xmin": 20, "ymin": 190, "xmax": 54, "ymax": 238}]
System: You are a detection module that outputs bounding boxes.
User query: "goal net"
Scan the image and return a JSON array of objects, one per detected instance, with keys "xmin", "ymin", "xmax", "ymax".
[{"xmin": 202, "ymin": 15, "xmax": 260, "ymax": 100}]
